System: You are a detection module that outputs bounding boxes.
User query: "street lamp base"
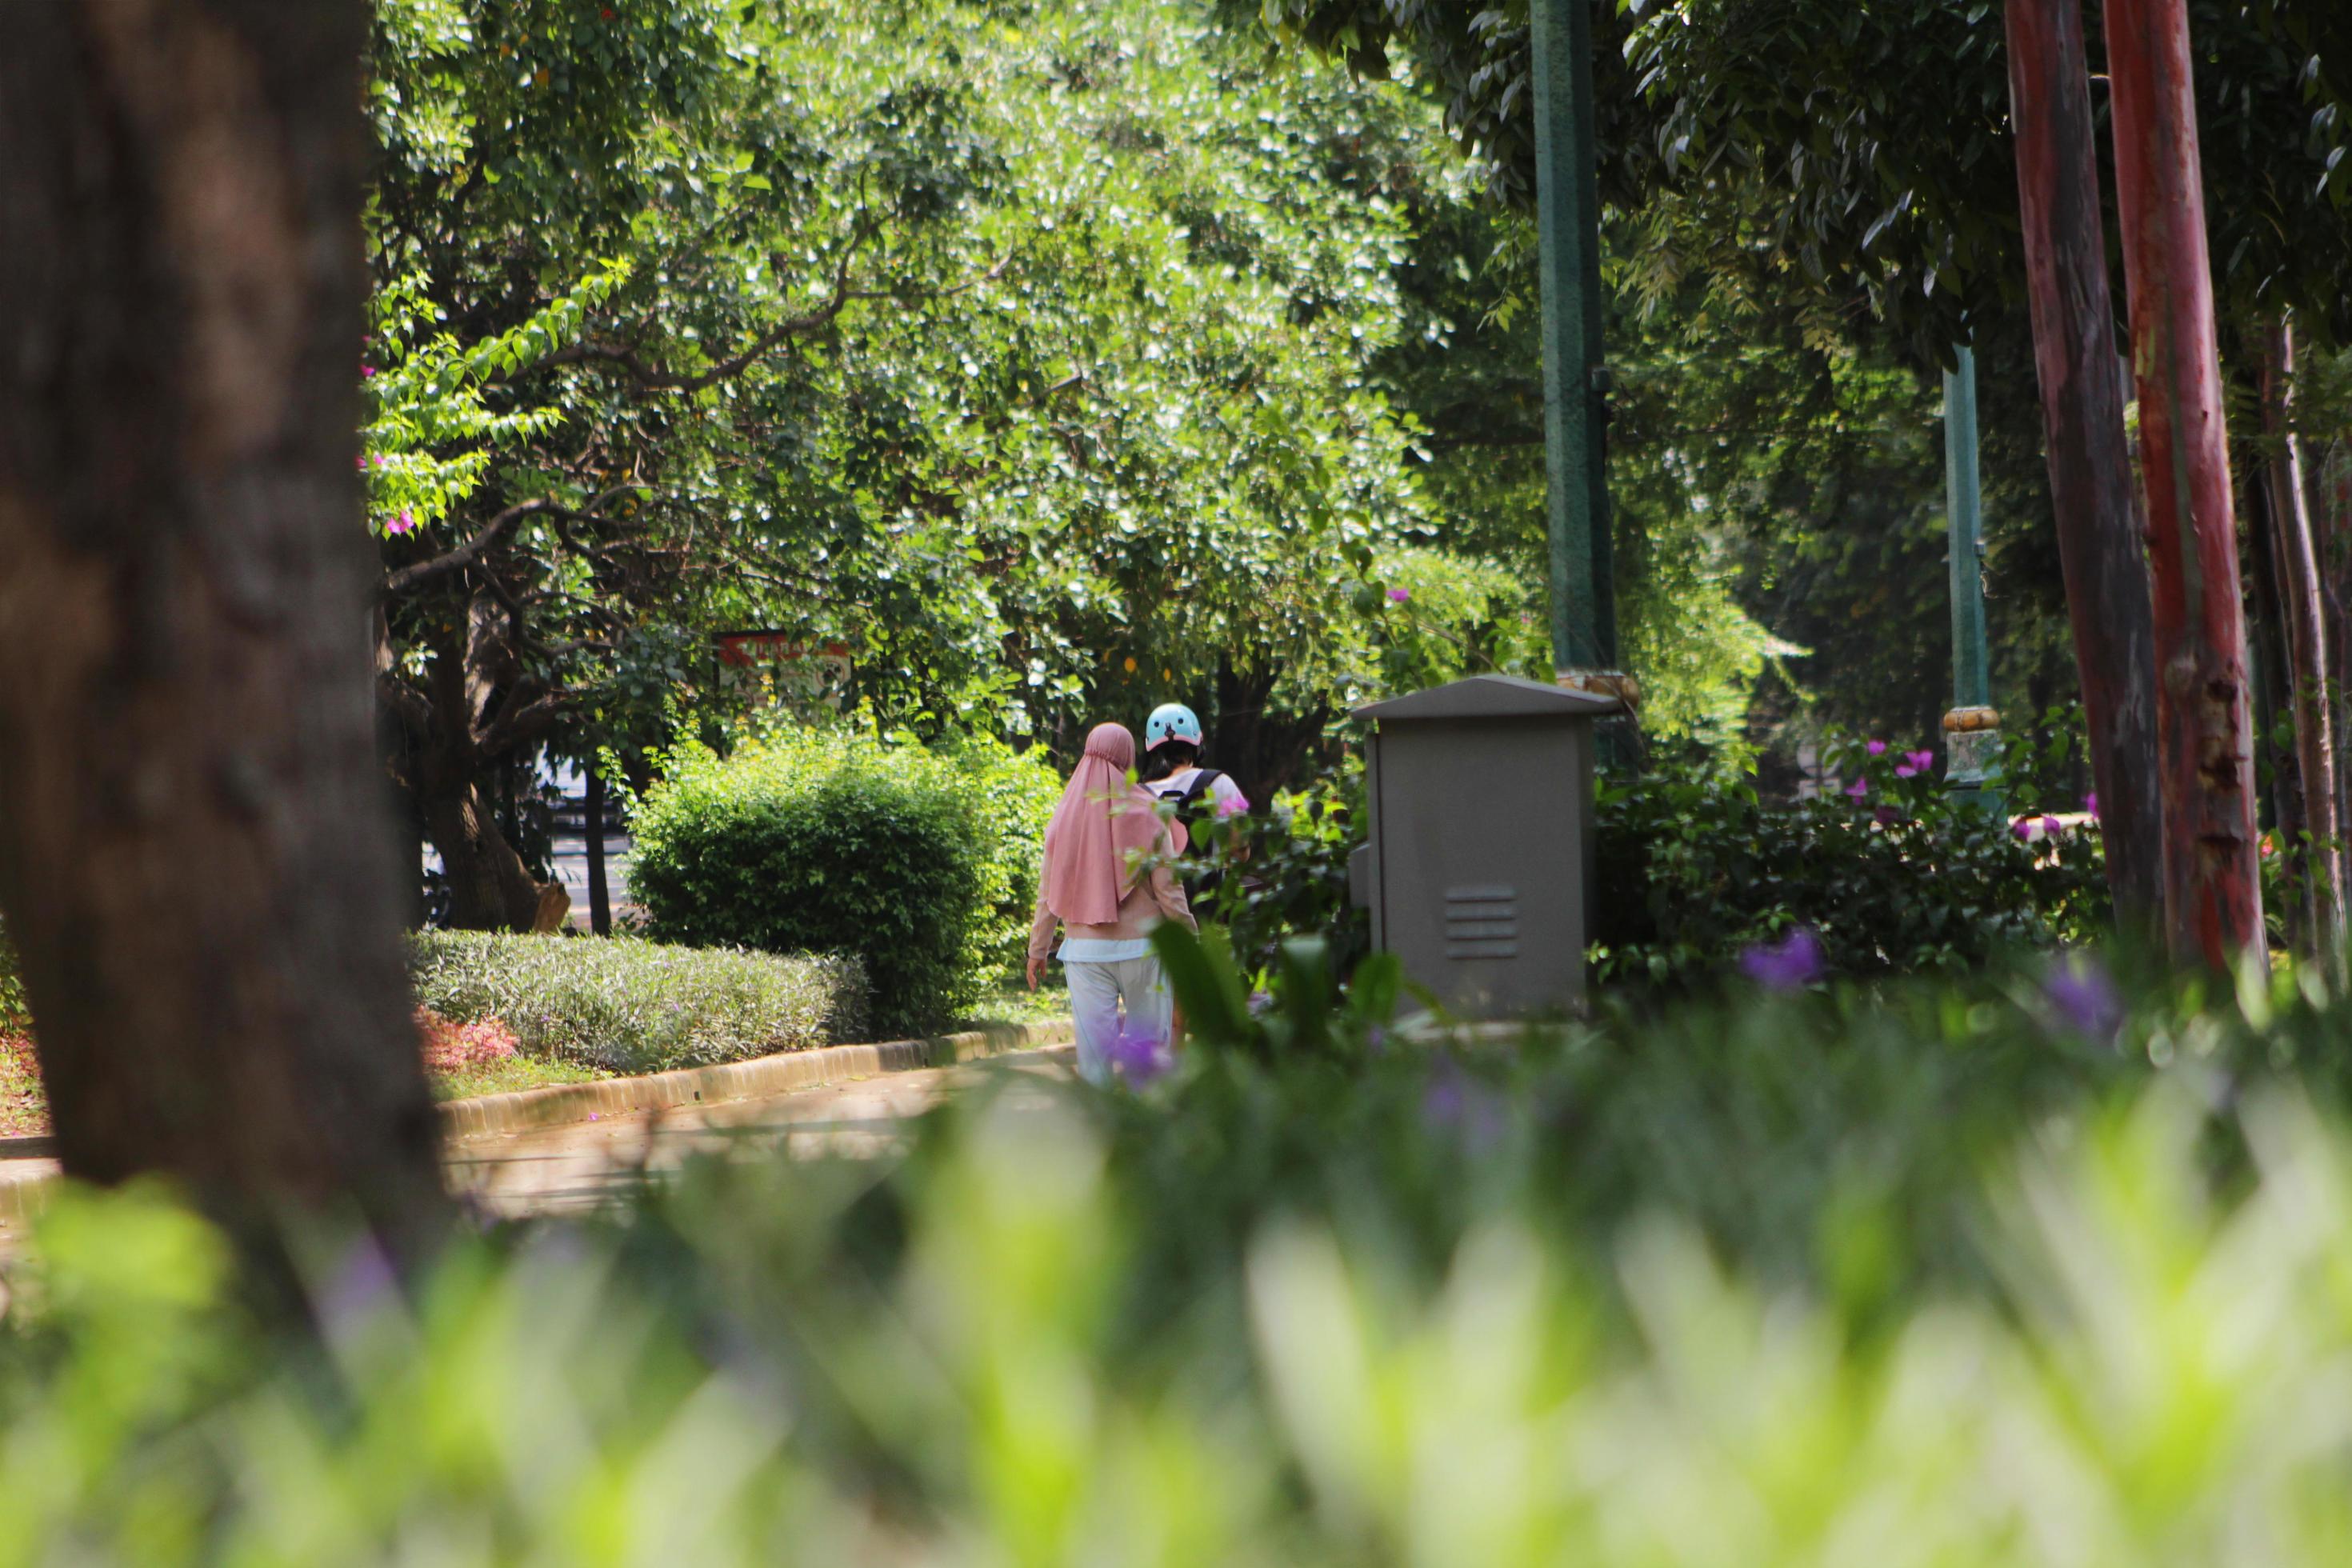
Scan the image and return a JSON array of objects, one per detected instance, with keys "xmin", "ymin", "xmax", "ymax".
[{"xmin": 1942, "ymin": 705, "xmax": 2006, "ymax": 810}]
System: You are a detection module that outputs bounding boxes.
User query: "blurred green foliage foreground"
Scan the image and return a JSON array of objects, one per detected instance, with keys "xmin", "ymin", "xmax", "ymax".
[{"xmin": 11, "ymin": 931, "xmax": 2352, "ymax": 1563}]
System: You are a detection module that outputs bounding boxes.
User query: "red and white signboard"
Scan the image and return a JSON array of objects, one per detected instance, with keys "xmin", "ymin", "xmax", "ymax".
[{"xmin": 715, "ymin": 633, "xmax": 851, "ymax": 710}]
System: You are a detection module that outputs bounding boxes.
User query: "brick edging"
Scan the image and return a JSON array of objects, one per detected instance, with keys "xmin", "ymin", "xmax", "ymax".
[
  {"xmin": 0, "ymin": 1019, "xmax": 1074, "ymax": 1223},
  {"xmin": 438, "ymin": 1018, "xmax": 1074, "ymax": 1140}
]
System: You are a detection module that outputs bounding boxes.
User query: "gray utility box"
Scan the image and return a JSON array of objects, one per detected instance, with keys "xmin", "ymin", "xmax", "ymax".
[{"xmin": 1347, "ymin": 675, "xmax": 1620, "ymax": 1018}]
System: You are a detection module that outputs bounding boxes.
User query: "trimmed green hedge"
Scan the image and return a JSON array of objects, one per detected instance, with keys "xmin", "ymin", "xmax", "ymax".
[
  {"xmin": 627, "ymin": 728, "xmax": 1058, "ymax": 1034},
  {"xmin": 0, "ymin": 921, "xmax": 26, "ymax": 1034},
  {"xmin": 406, "ymin": 930, "xmax": 866, "ymax": 1075}
]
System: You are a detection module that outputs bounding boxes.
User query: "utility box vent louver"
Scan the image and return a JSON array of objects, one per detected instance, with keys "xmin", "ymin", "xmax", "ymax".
[{"xmin": 1443, "ymin": 886, "xmax": 1520, "ymax": 959}]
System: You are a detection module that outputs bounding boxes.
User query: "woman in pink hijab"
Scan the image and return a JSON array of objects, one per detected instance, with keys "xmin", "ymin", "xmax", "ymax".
[{"xmin": 1026, "ymin": 722, "xmax": 1197, "ymax": 1084}]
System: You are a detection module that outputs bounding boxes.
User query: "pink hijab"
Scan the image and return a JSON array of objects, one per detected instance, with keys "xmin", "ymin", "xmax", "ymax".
[{"xmin": 1042, "ymin": 723, "xmax": 1186, "ymax": 926}]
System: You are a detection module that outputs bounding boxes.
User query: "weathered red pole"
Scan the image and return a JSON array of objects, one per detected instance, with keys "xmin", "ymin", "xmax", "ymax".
[
  {"xmin": 2101, "ymin": 0, "xmax": 2265, "ymax": 968},
  {"xmin": 2002, "ymin": 0, "xmax": 2164, "ymax": 936}
]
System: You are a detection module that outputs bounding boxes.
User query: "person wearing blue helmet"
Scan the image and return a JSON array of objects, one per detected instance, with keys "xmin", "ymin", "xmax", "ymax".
[{"xmin": 1140, "ymin": 702, "xmax": 1249, "ymax": 827}]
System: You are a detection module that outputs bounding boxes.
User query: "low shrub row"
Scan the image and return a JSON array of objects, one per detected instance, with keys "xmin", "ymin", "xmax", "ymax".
[
  {"xmin": 1158, "ymin": 733, "xmax": 2115, "ymax": 997},
  {"xmin": 1593, "ymin": 733, "xmax": 2110, "ymax": 990},
  {"xmin": 405, "ymin": 930, "xmax": 866, "ymax": 1075},
  {"xmin": 626, "ymin": 728, "xmax": 1058, "ymax": 1034}
]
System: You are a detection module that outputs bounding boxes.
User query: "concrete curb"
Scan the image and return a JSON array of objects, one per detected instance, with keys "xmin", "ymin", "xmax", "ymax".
[
  {"xmin": 438, "ymin": 1018, "xmax": 1074, "ymax": 1140},
  {"xmin": 0, "ymin": 1019, "xmax": 1075, "ymax": 1223},
  {"xmin": 0, "ymin": 1155, "xmax": 56, "ymax": 1225}
]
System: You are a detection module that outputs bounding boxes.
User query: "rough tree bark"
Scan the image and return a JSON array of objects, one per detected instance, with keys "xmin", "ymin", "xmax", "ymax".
[
  {"xmin": 0, "ymin": 0, "xmax": 446, "ymax": 1247},
  {"xmin": 2102, "ymin": 0, "xmax": 2266, "ymax": 967},
  {"xmin": 2002, "ymin": 0, "xmax": 2166, "ymax": 935},
  {"xmin": 2258, "ymin": 319, "xmax": 2343, "ymax": 974}
]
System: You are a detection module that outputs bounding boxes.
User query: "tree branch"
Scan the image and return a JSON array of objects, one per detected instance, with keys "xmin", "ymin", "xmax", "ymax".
[
  {"xmin": 375, "ymin": 672, "xmax": 434, "ymax": 738},
  {"xmin": 474, "ymin": 688, "xmax": 571, "ymax": 760},
  {"xmin": 379, "ymin": 484, "xmax": 643, "ymax": 600},
  {"xmin": 499, "ymin": 227, "xmax": 1011, "ymax": 394}
]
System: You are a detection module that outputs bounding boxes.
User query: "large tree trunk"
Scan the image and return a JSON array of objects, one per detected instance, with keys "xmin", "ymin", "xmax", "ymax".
[
  {"xmin": 2258, "ymin": 319, "xmax": 2343, "ymax": 977},
  {"xmin": 2002, "ymin": 0, "xmax": 2166, "ymax": 936},
  {"xmin": 2102, "ymin": 0, "xmax": 2265, "ymax": 968},
  {"xmin": 426, "ymin": 777, "xmax": 550, "ymax": 931},
  {"xmin": 0, "ymin": 0, "xmax": 445, "ymax": 1247},
  {"xmin": 405, "ymin": 589, "xmax": 567, "ymax": 931}
]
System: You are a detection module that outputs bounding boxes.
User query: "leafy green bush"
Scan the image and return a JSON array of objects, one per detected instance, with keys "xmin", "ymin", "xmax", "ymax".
[
  {"xmin": 405, "ymin": 930, "xmax": 865, "ymax": 1074},
  {"xmin": 938, "ymin": 735, "xmax": 1064, "ymax": 989},
  {"xmin": 1594, "ymin": 732, "xmax": 2110, "ymax": 990},
  {"xmin": 1182, "ymin": 762, "xmax": 1371, "ymax": 983},
  {"xmin": 628, "ymin": 727, "xmax": 1054, "ymax": 1034}
]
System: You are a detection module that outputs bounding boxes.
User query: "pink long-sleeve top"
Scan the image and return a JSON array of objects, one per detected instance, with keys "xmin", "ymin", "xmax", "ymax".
[{"xmin": 1028, "ymin": 852, "xmax": 1196, "ymax": 961}]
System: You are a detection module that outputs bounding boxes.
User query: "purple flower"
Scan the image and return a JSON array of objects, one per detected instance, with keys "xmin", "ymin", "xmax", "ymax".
[
  {"xmin": 2083, "ymin": 791, "xmax": 2099, "ymax": 819},
  {"xmin": 1214, "ymin": 790, "xmax": 1250, "ymax": 819},
  {"xmin": 2011, "ymin": 818, "xmax": 2034, "ymax": 840},
  {"xmin": 2043, "ymin": 954, "xmax": 2124, "ymax": 1042},
  {"xmin": 1895, "ymin": 749, "xmax": 1934, "ymax": 778},
  {"xmin": 1844, "ymin": 776, "xmax": 1870, "ymax": 801},
  {"xmin": 1739, "ymin": 927, "xmax": 1825, "ymax": 991},
  {"xmin": 386, "ymin": 508, "xmax": 417, "ymax": 537},
  {"xmin": 1386, "ymin": 586, "xmax": 1411, "ymax": 604},
  {"xmin": 316, "ymin": 1237, "xmax": 398, "ymax": 1331},
  {"xmin": 361, "ymin": 365, "xmax": 375, "ymax": 378},
  {"xmin": 2041, "ymin": 814, "xmax": 2063, "ymax": 837},
  {"xmin": 1422, "ymin": 1057, "xmax": 1505, "ymax": 1151},
  {"xmin": 1106, "ymin": 1026, "xmax": 1173, "ymax": 1086},
  {"xmin": 1866, "ymin": 739, "xmax": 1888, "ymax": 757}
]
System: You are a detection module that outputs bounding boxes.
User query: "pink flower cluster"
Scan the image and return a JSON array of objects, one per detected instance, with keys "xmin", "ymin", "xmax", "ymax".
[
  {"xmin": 417, "ymin": 1008, "xmax": 520, "ymax": 1074},
  {"xmin": 1894, "ymin": 749, "xmax": 1934, "ymax": 778}
]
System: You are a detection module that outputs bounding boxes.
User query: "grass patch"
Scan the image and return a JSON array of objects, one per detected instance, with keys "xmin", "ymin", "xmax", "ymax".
[
  {"xmin": 958, "ymin": 983, "xmax": 1071, "ymax": 1030},
  {"xmin": 430, "ymin": 1056, "xmax": 608, "ymax": 1102}
]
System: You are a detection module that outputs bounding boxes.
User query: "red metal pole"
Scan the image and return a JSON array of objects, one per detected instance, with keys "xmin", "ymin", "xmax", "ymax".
[
  {"xmin": 2002, "ymin": 0, "xmax": 2164, "ymax": 936},
  {"xmin": 2101, "ymin": 0, "xmax": 2265, "ymax": 968}
]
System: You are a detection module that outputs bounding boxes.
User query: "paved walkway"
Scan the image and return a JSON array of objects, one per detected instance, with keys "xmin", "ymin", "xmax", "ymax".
[
  {"xmin": 0, "ymin": 1047, "xmax": 1077, "ymax": 1253},
  {"xmin": 447, "ymin": 1046, "xmax": 1073, "ymax": 1218}
]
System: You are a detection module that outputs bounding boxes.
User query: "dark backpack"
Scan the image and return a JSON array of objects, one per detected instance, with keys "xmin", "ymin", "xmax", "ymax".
[{"xmin": 1156, "ymin": 768, "xmax": 1229, "ymax": 841}]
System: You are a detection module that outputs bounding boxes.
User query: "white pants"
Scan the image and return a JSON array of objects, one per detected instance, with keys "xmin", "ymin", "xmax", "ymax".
[{"xmin": 1063, "ymin": 956, "xmax": 1172, "ymax": 1085}]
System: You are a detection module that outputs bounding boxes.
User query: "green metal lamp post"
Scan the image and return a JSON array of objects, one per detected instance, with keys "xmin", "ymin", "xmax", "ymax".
[
  {"xmin": 1530, "ymin": 0, "xmax": 1632, "ymax": 714},
  {"xmin": 1943, "ymin": 346, "xmax": 2004, "ymax": 811}
]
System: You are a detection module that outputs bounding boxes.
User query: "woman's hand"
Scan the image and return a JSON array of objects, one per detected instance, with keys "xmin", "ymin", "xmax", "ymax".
[{"xmin": 1026, "ymin": 954, "xmax": 1047, "ymax": 991}]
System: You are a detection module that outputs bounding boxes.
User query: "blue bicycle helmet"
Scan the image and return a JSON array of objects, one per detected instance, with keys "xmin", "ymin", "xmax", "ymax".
[{"xmin": 1144, "ymin": 702, "xmax": 1204, "ymax": 752}]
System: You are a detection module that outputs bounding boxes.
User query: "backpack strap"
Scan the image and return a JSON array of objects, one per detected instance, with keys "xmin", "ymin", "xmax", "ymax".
[{"xmin": 1179, "ymin": 768, "xmax": 1225, "ymax": 806}]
